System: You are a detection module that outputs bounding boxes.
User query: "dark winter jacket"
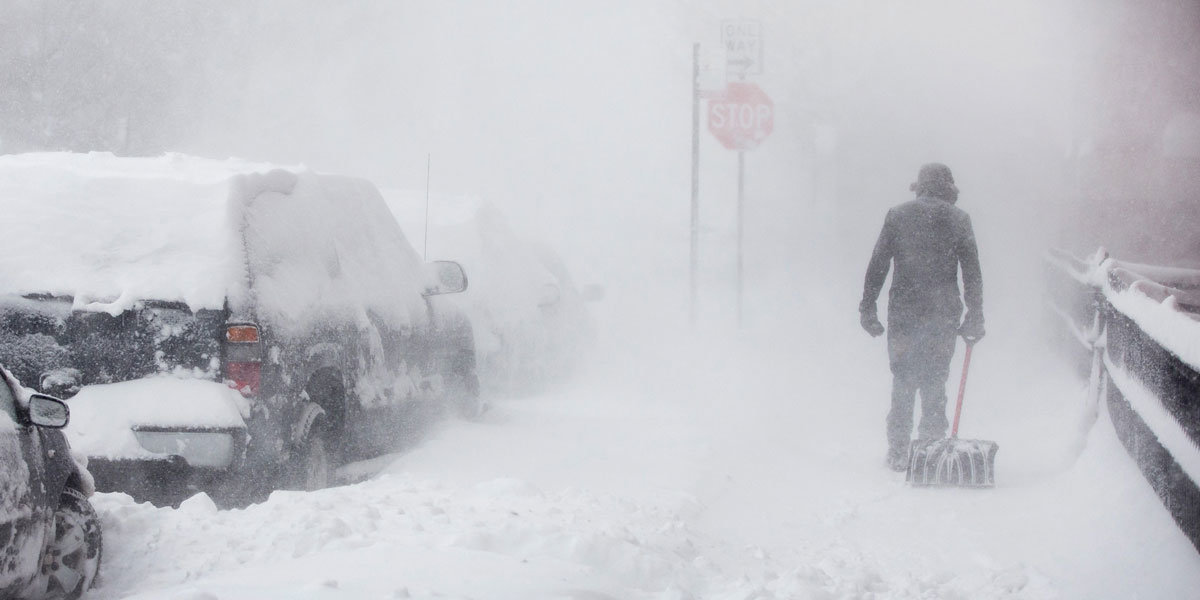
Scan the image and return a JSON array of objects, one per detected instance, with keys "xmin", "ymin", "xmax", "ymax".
[{"xmin": 859, "ymin": 195, "xmax": 983, "ymax": 331}]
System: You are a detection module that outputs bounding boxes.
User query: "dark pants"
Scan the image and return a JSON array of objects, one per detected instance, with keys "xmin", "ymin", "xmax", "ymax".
[{"xmin": 886, "ymin": 321, "xmax": 957, "ymax": 456}]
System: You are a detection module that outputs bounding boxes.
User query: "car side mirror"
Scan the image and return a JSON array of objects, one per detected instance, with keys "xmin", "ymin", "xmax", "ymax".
[
  {"xmin": 423, "ymin": 260, "xmax": 468, "ymax": 296},
  {"xmin": 28, "ymin": 394, "xmax": 69, "ymax": 428}
]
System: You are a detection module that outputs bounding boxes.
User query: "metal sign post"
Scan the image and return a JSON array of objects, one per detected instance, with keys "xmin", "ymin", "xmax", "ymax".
[
  {"xmin": 737, "ymin": 150, "xmax": 745, "ymax": 327},
  {"xmin": 423, "ymin": 154, "xmax": 431, "ymax": 261},
  {"xmin": 690, "ymin": 43, "xmax": 701, "ymax": 327},
  {"xmin": 696, "ymin": 21, "xmax": 769, "ymax": 328},
  {"xmin": 708, "ymin": 83, "xmax": 771, "ymax": 328},
  {"xmin": 708, "ymin": 19, "xmax": 770, "ymax": 328}
]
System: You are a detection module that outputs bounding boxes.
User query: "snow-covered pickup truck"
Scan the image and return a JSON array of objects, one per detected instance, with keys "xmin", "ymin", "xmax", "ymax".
[{"xmin": 0, "ymin": 153, "xmax": 479, "ymax": 506}]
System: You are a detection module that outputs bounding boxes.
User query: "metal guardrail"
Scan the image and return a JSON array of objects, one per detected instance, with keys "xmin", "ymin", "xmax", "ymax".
[{"xmin": 1046, "ymin": 249, "xmax": 1200, "ymax": 553}]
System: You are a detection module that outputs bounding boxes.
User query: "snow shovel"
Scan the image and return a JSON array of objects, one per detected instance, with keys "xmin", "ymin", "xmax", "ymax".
[{"xmin": 906, "ymin": 343, "xmax": 999, "ymax": 487}]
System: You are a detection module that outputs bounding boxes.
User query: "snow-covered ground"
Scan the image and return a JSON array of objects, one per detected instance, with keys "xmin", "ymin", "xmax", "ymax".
[{"xmin": 83, "ymin": 282, "xmax": 1200, "ymax": 599}]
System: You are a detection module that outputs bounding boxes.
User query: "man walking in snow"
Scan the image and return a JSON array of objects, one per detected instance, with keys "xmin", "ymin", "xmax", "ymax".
[{"xmin": 859, "ymin": 163, "xmax": 985, "ymax": 471}]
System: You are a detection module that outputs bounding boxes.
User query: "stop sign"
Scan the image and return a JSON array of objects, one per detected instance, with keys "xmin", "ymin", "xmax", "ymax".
[{"xmin": 707, "ymin": 81, "xmax": 774, "ymax": 151}]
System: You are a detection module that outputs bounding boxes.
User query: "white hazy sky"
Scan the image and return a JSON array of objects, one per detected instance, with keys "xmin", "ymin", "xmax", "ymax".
[{"xmin": 170, "ymin": 0, "xmax": 1099, "ymax": 329}]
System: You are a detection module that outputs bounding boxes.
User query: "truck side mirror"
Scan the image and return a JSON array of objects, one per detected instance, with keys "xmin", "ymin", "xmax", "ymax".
[{"xmin": 424, "ymin": 261, "xmax": 468, "ymax": 296}]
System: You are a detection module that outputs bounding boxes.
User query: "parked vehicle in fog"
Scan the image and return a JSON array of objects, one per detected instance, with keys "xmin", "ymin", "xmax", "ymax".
[
  {"xmin": 0, "ymin": 153, "xmax": 478, "ymax": 506},
  {"xmin": 384, "ymin": 191, "xmax": 600, "ymax": 393},
  {"xmin": 0, "ymin": 367, "xmax": 101, "ymax": 600}
]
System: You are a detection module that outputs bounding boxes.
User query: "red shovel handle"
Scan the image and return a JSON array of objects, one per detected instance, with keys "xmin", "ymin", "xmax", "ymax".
[{"xmin": 950, "ymin": 343, "xmax": 974, "ymax": 438}]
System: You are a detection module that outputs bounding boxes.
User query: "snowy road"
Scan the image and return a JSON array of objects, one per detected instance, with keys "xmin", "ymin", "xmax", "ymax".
[{"xmin": 87, "ymin": 297, "xmax": 1200, "ymax": 599}]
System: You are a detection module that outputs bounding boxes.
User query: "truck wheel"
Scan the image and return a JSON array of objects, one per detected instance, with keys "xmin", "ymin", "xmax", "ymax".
[
  {"xmin": 39, "ymin": 488, "xmax": 102, "ymax": 599},
  {"xmin": 295, "ymin": 432, "xmax": 331, "ymax": 491},
  {"xmin": 287, "ymin": 395, "xmax": 338, "ymax": 492},
  {"xmin": 448, "ymin": 367, "xmax": 484, "ymax": 419}
]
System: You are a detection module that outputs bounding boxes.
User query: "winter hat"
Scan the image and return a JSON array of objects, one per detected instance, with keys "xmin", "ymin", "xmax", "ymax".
[{"xmin": 910, "ymin": 162, "xmax": 958, "ymax": 201}]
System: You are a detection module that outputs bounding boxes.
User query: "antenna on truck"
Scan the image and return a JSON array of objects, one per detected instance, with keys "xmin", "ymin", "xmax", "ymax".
[{"xmin": 423, "ymin": 153, "xmax": 431, "ymax": 261}]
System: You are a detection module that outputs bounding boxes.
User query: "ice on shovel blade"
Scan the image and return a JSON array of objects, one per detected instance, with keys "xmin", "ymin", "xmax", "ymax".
[{"xmin": 906, "ymin": 438, "xmax": 999, "ymax": 488}]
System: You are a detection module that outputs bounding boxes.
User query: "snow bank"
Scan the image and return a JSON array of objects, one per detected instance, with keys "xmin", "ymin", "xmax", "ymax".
[
  {"xmin": 89, "ymin": 471, "xmax": 1055, "ymax": 600},
  {"xmin": 66, "ymin": 303, "xmax": 1200, "ymax": 599},
  {"xmin": 64, "ymin": 378, "xmax": 249, "ymax": 460}
]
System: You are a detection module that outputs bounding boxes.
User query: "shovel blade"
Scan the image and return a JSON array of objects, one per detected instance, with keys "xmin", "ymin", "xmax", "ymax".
[{"xmin": 906, "ymin": 438, "xmax": 999, "ymax": 488}]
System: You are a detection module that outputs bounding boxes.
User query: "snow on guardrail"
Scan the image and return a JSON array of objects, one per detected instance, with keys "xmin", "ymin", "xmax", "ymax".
[
  {"xmin": 1098, "ymin": 259, "xmax": 1200, "ymax": 371},
  {"xmin": 1055, "ymin": 248, "xmax": 1200, "ymax": 371},
  {"xmin": 1045, "ymin": 248, "xmax": 1200, "ymax": 553}
]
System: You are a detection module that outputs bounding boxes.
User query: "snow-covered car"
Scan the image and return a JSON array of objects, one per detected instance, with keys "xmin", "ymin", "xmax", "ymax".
[
  {"xmin": 384, "ymin": 191, "xmax": 599, "ymax": 392},
  {"xmin": 0, "ymin": 367, "xmax": 101, "ymax": 600},
  {"xmin": 0, "ymin": 153, "xmax": 479, "ymax": 506}
]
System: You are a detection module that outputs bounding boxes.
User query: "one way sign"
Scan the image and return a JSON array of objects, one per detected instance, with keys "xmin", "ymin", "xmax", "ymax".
[{"xmin": 722, "ymin": 19, "xmax": 763, "ymax": 76}]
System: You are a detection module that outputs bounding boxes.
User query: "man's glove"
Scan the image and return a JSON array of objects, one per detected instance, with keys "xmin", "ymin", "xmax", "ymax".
[
  {"xmin": 860, "ymin": 312, "xmax": 885, "ymax": 337},
  {"xmin": 959, "ymin": 311, "xmax": 985, "ymax": 344}
]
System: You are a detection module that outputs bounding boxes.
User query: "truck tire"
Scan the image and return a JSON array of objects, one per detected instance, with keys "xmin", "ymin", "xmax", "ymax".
[
  {"xmin": 287, "ymin": 402, "xmax": 332, "ymax": 492},
  {"xmin": 293, "ymin": 431, "xmax": 331, "ymax": 492},
  {"xmin": 448, "ymin": 365, "xmax": 484, "ymax": 420}
]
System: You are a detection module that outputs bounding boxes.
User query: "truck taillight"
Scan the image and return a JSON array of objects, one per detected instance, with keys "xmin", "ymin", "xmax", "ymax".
[
  {"xmin": 224, "ymin": 323, "xmax": 261, "ymax": 397},
  {"xmin": 226, "ymin": 361, "xmax": 261, "ymax": 397},
  {"xmin": 226, "ymin": 325, "xmax": 259, "ymax": 343}
]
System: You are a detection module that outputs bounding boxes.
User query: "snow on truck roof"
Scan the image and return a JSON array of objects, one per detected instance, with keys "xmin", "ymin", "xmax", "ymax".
[{"xmin": 0, "ymin": 152, "xmax": 367, "ymax": 313}]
